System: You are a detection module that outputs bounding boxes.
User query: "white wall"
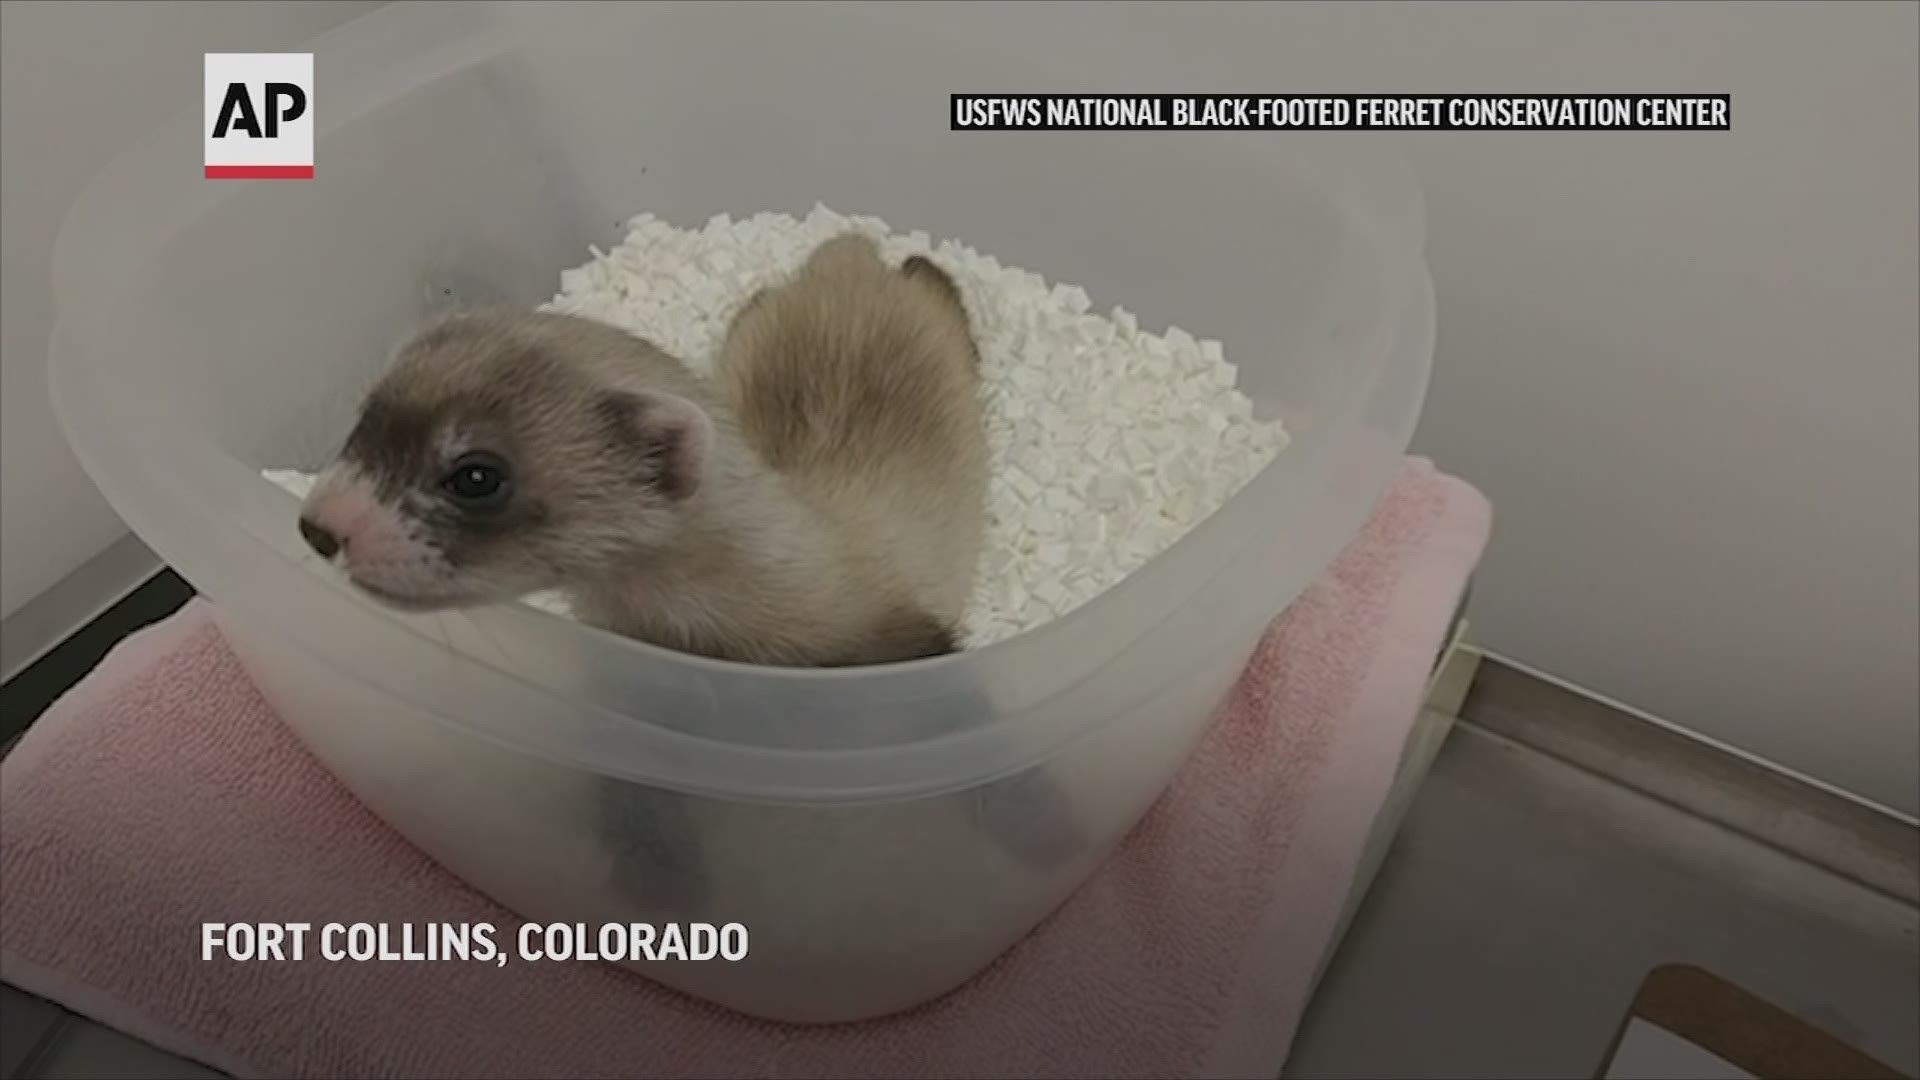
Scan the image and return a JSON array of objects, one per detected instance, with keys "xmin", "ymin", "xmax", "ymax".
[
  {"xmin": 2, "ymin": 2, "xmax": 1914, "ymax": 814},
  {"xmin": 0, "ymin": 0, "xmax": 381, "ymax": 624},
  {"xmin": 1210, "ymin": 0, "xmax": 1916, "ymax": 815}
]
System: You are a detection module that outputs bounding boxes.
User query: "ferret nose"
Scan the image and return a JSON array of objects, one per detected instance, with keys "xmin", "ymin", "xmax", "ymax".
[{"xmin": 299, "ymin": 516, "xmax": 342, "ymax": 560}]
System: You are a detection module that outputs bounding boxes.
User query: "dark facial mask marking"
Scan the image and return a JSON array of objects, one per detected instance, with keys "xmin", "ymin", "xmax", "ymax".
[
  {"xmin": 429, "ymin": 488, "xmax": 551, "ymax": 570},
  {"xmin": 343, "ymin": 396, "xmax": 438, "ymax": 503}
]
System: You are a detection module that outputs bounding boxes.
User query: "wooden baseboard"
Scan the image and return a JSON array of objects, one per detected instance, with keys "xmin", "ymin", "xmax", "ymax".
[{"xmin": 1596, "ymin": 963, "xmax": 1910, "ymax": 1079}]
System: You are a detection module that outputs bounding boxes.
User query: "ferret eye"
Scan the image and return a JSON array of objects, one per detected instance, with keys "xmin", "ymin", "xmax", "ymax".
[{"xmin": 441, "ymin": 452, "xmax": 510, "ymax": 509}]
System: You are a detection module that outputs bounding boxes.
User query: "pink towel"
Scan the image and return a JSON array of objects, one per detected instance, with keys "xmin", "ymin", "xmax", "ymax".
[{"xmin": 0, "ymin": 457, "xmax": 1491, "ymax": 1080}]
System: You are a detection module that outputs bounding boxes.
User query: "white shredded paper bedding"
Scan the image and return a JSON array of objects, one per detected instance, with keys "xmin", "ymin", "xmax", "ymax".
[{"xmin": 266, "ymin": 205, "xmax": 1289, "ymax": 647}]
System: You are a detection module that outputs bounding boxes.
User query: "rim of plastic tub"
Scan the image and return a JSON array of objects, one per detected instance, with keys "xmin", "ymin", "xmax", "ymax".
[{"xmin": 45, "ymin": 1, "xmax": 1437, "ymax": 802}]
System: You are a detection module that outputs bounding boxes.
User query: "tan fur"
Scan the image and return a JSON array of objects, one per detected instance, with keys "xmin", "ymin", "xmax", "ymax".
[
  {"xmin": 322, "ymin": 232, "xmax": 988, "ymax": 669},
  {"xmin": 592, "ymin": 232, "xmax": 988, "ymax": 666},
  {"xmin": 717, "ymin": 232, "xmax": 989, "ymax": 630}
]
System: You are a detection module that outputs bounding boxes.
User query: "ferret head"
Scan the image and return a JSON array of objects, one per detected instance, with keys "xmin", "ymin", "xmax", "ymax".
[{"xmin": 297, "ymin": 311, "xmax": 714, "ymax": 613}]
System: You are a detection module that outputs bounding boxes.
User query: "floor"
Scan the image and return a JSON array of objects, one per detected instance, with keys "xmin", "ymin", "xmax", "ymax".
[
  {"xmin": 1285, "ymin": 724, "xmax": 1919, "ymax": 1078},
  {"xmin": 1, "ymin": 579, "xmax": 1916, "ymax": 1078}
]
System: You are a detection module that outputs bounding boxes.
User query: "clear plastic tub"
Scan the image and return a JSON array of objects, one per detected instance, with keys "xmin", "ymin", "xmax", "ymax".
[{"xmin": 47, "ymin": 1, "xmax": 1433, "ymax": 1023}]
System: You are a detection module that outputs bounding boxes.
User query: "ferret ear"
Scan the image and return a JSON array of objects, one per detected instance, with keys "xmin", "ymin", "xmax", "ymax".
[
  {"xmin": 600, "ymin": 389, "xmax": 713, "ymax": 502},
  {"xmin": 902, "ymin": 254, "xmax": 965, "ymax": 311}
]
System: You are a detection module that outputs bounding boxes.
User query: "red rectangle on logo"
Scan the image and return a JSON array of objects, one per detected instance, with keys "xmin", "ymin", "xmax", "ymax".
[{"xmin": 203, "ymin": 165, "xmax": 314, "ymax": 180}]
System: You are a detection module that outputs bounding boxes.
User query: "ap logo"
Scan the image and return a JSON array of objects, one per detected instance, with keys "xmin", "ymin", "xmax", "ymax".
[{"xmin": 204, "ymin": 53, "xmax": 313, "ymax": 179}]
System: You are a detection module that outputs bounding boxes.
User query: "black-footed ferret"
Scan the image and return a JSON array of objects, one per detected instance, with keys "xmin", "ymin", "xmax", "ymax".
[
  {"xmin": 299, "ymin": 231, "xmax": 988, "ymax": 668},
  {"xmin": 300, "ymin": 234, "xmax": 1082, "ymax": 916}
]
